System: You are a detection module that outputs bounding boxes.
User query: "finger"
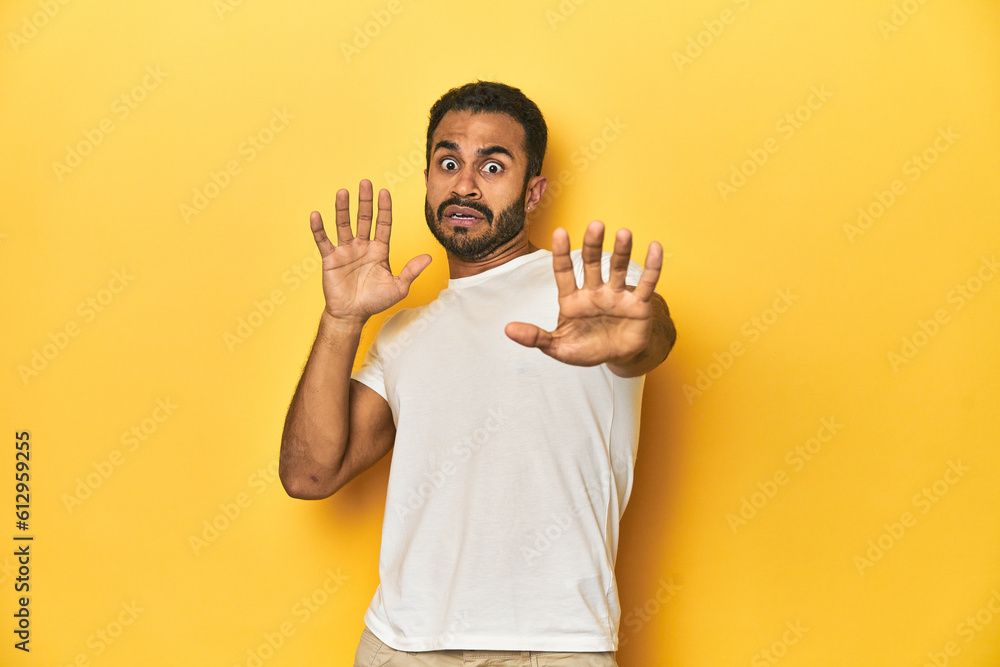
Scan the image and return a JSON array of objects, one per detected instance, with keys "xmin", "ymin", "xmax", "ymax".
[
  {"xmin": 309, "ymin": 211, "xmax": 336, "ymax": 256},
  {"xmin": 397, "ymin": 253, "xmax": 432, "ymax": 289},
  {"xmin": 551, "ymin": 228, "xmax": 577, "ymax": 298},
  {"xmin": 356, "ymin": 179, "xmax": 374, "ymax": 240},
  {"xmin": 333, "ymin": 188, "xmax": 354, "ymax": 245},
  {"xmin": 581, "ymin": 220, "xmax": 605, "ymax": 289},
  {"xmin": 504, "ymin": 321, "xmax": 554, "ymax": 351},
  {"xmin": 631, "ymin": 241, "xmax": 664, "ymax": 302},
  {"xmin": 608, "ymin": 228, "xmax": 632, "ymax": 291},
  {"xmin": 373, "ymin": 188, "xmax": 393, "ymax": 245}
]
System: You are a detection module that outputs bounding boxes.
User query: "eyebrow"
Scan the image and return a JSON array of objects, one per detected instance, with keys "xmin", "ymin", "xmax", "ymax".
[{"xmin": 433, "ymin": 140, "xmax": 516, "ymax": 161}]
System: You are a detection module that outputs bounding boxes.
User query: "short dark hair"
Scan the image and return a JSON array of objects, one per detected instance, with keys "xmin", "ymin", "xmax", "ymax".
[{"xmin": 426, "ymin": 81, "xmax": 547, "ymax": 186}]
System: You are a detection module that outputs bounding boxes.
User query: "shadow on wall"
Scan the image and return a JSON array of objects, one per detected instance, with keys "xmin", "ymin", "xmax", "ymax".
[{"xmin": 617, "ymin": 366, "xmax": 686, "ymax": 663}]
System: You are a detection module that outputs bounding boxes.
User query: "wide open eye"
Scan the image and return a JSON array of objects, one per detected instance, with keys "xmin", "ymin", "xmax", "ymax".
[
  {"xmin": 441, "ymin": 158, "xmax": 458, "ymax": 170},
  {"xmin": 483, "ymin": 161, "xmax": 503, "ymax": 174}
]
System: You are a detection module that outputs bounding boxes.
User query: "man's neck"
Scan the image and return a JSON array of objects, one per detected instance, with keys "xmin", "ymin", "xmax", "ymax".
[{"xmin": 446, "ymin": 230, "xmax": 540, "ymax": 279}]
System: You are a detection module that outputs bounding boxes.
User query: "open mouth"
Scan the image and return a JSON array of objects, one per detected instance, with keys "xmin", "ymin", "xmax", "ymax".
[{"xmin": 443, "ymin": 205, "xmax": 486, "ymax": 227}]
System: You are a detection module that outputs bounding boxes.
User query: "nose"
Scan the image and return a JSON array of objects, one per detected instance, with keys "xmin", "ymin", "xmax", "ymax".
[{"xmin": 451, "ymin": 164, "xmax": 480, "ymax": 200}]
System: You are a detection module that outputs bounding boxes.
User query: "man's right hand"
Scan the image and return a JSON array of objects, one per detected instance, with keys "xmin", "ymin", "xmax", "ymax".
[{"xmin": 310, "ymin": 179, "xmax": 432, "ymax": 324}]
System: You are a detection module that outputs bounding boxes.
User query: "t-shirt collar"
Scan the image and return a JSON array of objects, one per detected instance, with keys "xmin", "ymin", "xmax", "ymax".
[{"xmin": 446, "ymin": 248, "xmax": 549, "ymax": 289}]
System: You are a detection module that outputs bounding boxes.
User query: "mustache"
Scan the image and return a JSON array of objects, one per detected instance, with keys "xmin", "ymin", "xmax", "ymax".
[{"xmin": 437, "ymin": 196, "xmax": 493, "ymax": 224}]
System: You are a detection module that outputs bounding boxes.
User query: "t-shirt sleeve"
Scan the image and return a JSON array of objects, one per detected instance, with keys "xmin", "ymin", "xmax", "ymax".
[
  {"xmin": 351, "ymin": 327, "xmax": 388, "ymax": 402},
  {"xmin": 621, "ymin": 255, "xmax": 645, "ymax": 289}
]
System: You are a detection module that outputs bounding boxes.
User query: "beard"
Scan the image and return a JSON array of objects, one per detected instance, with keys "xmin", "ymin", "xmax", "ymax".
[{"xmin": 424, "ymin": 189, "xmax": 527, "ymax": 262}]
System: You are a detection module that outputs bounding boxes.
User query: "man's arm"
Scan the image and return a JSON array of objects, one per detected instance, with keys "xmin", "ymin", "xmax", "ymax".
[
  {"xmin": 279, "ymin": 180, "xmax": 430, "ymax": 500},
  {"xmin": 279, "ymin": 315, "xmax": 395, "ymax": 499}
]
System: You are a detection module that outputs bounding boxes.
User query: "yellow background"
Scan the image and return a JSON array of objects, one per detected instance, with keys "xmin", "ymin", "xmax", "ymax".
[{"xmin": 2, "ymin": 0, "xmax": 998, "ymax": 665}]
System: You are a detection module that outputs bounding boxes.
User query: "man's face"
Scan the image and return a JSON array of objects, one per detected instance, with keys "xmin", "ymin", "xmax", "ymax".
[{"xmin": 424, "ymin": 110, "xmax": 531, "ymax": 262}]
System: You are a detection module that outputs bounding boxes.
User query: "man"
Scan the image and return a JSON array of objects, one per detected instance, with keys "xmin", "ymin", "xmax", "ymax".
[{"xmin": 279, "ymin": 81, "xmax": 676, "ymax": 665}]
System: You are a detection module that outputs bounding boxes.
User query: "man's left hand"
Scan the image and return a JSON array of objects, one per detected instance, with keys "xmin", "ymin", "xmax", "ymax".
[{"xmin": 505, "ymin": 221, "xmax": 669, "ymax": 375}]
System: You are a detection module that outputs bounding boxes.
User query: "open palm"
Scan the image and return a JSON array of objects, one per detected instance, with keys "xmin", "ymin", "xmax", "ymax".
[
  {"xmin": 311, "ymin": 180, "xmax": 431, "ymax": 322},
  {"xmin": 505, "ymin": 221, "xmax": 663, "ymax": 368}
]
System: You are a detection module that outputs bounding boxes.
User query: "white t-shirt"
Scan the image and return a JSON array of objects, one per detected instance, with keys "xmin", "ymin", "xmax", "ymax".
[{"xmin": 351, "ymin": 248, "xmax": 647, "ymax": 651}]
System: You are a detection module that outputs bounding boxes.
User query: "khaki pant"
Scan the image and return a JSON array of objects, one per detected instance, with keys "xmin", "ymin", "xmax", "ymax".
[{"xmin": 353, "ymin": 626, "xmax": 618, "ymax": 667}]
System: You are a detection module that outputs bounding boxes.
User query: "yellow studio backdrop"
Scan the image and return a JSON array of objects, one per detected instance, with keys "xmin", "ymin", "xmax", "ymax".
[{"xmin": 1, "ymin": 0, "xmax": 998, "ymax": 664}]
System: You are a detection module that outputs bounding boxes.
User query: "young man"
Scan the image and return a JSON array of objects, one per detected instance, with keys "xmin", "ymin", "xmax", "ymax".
[{"xmin": 279, "ymin": 81, "xmax": 676, "ymax": 665}]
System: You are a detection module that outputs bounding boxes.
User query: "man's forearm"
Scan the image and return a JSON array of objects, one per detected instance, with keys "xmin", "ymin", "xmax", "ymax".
[
  {"xmin": 279, "ymin": 312, "xmax": 366, "ymax": 496},
  {"xmin": 607, "ymin": 292, "xmax": 676, "ymax": 378}
]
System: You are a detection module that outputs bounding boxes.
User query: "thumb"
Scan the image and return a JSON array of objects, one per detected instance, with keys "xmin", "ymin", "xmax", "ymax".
[
  {"xmin": 505, "ymin": 322, "xmax": 553, "ymax": 350},
  {"xmin": 398, "ymin": 254, "xmax": 432, "ymax": 288}
]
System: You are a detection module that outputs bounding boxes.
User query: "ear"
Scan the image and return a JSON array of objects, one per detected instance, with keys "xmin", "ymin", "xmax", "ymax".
[
  {"xmin": 424, "ymin": 168, "xmax": 428, "ymax": 187},
  {"xmin": 524, "ymin": 174, "xmax": 547, "ymax": 212}
]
